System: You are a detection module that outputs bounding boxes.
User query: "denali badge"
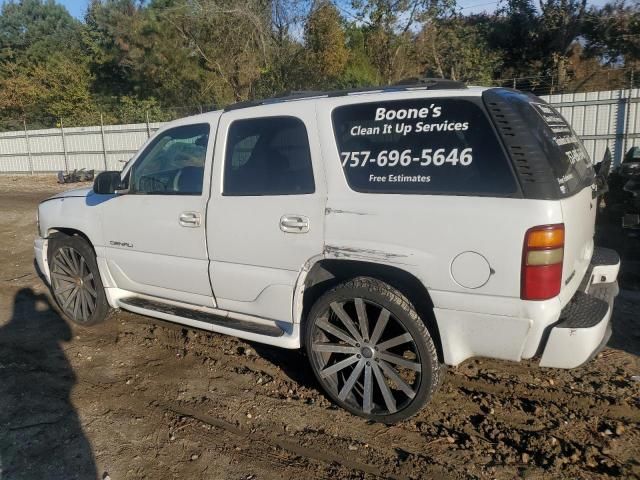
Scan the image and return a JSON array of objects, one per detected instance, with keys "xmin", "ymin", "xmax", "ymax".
[{"xmin": 109, "ymin": 240, "xmax": 134, "ymax": 248}]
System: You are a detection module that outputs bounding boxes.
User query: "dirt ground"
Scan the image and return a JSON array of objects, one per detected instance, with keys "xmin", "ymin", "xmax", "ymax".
[{"xmin": 0, "ymin": 174, "xmax": 638, "ymax": 480}]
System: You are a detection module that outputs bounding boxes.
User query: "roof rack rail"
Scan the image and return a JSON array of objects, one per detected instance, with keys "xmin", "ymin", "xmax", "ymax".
[{"xmin": 223, "ymin": 78, "xmax": 466, "ymax": 112}]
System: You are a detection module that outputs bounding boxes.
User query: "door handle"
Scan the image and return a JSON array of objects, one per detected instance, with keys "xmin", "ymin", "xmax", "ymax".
[
  {"xmin": 179, "ymin": 211, "xmax": 201, "ymax": 227},
  {"xmin": 280, "ymin": 215, "xmax": 309, "ymax": 233}
]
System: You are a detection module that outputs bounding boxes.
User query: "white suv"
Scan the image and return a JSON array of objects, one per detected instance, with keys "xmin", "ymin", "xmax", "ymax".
[{"xmin": 35, "ymin": 81, "xmax": 620, "ymax": 422}]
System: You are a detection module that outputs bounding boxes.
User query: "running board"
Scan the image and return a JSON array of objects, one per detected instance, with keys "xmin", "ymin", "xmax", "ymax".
[{"xmin": 118, "ymin": 296, "xmax": 285, "ymax": 337}]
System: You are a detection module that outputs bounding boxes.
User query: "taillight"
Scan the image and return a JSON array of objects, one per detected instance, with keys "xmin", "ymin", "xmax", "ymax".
[{"xmin": 521, "ymin": 224, "xmax": 564, "ymax": 300}]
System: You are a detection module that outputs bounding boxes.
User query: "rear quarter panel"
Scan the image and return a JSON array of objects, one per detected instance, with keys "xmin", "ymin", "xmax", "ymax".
[{"xmin": 316, "ymin": 93, "xmax": 563, "ymax": 316}]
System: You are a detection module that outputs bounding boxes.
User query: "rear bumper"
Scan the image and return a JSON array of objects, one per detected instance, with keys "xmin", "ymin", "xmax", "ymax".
[{"xmin": 539, "ymin": 248, "xmax": 620, "ymax": 368}]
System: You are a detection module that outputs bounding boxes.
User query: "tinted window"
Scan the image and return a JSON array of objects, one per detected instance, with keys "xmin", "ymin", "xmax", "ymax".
[
  {"xmin": 527, "ymin": 102, "xmax": 594, "ymax": 195},
  {"xmin": 224, "ymin": 116, "xmax": 315, "ymax": 196},
  {"xmin": 130, "ymin": 124, "xmax": 209, "ymax": 195},
  {"xmin": 332, "ymin": 98, "xmax": 517, "ymax": 195}
]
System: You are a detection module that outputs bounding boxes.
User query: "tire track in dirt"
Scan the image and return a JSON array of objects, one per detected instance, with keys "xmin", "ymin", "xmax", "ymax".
[{"xmin": 158, "ymin": 401, "xmax": 396, "ymax": 479}]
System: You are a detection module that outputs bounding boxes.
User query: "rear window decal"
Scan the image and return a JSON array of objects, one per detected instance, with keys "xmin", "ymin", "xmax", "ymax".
[{"xmin": 332, "ymin": 98, "xmax": 517, "ymax": 195}]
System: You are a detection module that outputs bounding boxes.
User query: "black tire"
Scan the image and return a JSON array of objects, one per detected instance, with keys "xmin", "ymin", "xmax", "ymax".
[
  {"xmin": 304, "ymin": 276, "xmax": 442, "ymax": 423},
  {"xmin": 47, "ymin": 234, "xmax": 111, "ymax": 326}
]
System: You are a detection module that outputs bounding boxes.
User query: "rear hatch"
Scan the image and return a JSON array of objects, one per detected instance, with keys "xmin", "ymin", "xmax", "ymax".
[{"xmin": 483, "ymin": 89, "xmax": 596, "ymax": 303}]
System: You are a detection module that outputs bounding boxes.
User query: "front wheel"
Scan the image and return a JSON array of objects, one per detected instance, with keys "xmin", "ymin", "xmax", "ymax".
[
  {"xmin": 305, "ymin": 277, "xmax": 442, "ymax": 423},
  {"xmin": 48, "ymin": 234, "xmax": 111, "ymax": 326}
]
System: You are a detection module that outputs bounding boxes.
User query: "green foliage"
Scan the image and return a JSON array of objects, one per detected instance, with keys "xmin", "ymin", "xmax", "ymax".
[
  {"xmin": 0, "ymin": 0, "xmax": 638, "ymax": 130},
  {"xmin": 0, "ymin": 0, "xmax": 82, "ymax": 62},
  {"xmin": 416, "ymin": 18, "xmax": 501, "ymax": 83},
  {"xmin": 583, "ymin": 0, "xmax": 640, "ymax": 65},
  {"xmin": 304, "ymin": 2, "xmax": 349, "ymax": 86}
]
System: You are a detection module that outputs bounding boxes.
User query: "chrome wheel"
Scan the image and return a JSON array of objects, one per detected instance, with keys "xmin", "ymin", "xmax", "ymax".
[
  {"xmin": 50, "ymin": 246, "xmax": 98, "ymax": 324},
  {"xmin": 309, "ymin": 298, "xmax": 422, "ymax": 416}
]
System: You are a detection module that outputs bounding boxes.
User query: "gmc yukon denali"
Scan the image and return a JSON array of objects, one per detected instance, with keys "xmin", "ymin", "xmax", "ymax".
[{"xmin": 35, "ymin": 80, "xmax": 620, "ymax": 422}]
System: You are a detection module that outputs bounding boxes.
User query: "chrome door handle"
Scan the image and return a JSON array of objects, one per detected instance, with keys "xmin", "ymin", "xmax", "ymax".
[
  {"xmin": 280, "ymin": 215, "xmax": 309, "ymax": 233},
  {"xmin": 179, "ymin": 211, "xmax": 201, "ymax": 227}
]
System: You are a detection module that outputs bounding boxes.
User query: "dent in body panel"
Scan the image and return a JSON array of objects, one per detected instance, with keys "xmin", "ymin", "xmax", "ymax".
[
  {"xmin": 291, "ymin": 254, "xmax": 325, "ymax": 324},
  {"xmin": 434, "ymin": 307, "xmax": 533, "ymax": 365},
  {"xmin": 324, "ymin": 207, "xmax": 370, "ymax": 216}
]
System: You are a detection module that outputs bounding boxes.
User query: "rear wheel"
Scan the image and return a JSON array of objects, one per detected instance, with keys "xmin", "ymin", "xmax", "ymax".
[
  {"xmin": 305, "ymin": 276, "xmax": 442, "ymax": 423},
  {"xmin": 48, "ymin": 234, "xmax": 110, "ymax": 326}
]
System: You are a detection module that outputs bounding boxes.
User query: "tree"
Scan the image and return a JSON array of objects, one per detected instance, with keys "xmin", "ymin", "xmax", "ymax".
[
  {"xmin": 416, "ymin": 18, "xmax": 501, "ymax": 83},
  {"xmin": 538, "ymin": 0, "xmax": 588, "ymax": 89},
  {"xmin": 478, "ymin": 0, "xmax": 540, "ymax": 78},
  {"xmin": 349, "ymin": 0, "xmax": 455, "ymax": 84},
  {"xmin": 155, "ymin": 0, "xmax": 273, "ymax": 103},
  {"xmin": 583, "ymin": 0, "xmax": 640, "ymax": 67},
  {"xmin": 304, "ymin": 2, "xmax": 349, "ymax": 87},
  {"xmin": 0, "ymin": 0, "xmax": 82, "ymax": 63}
]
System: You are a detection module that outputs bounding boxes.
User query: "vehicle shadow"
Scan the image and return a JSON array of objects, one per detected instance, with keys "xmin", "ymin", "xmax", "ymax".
[
  {"xmin": 0, "ymin": 288, "xmax": 97, "ymax": 480},
  {"xmin": 248, "ymin": 342, "xmax": 321, "ymax": 393}
]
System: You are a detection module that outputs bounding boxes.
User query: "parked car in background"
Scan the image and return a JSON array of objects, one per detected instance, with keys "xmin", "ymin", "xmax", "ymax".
[{"xmin": 605, "ymin": 146, "xmax": 640, "ymax": 230}]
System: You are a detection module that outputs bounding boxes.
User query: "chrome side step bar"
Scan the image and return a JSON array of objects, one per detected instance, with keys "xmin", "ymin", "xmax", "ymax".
[{"xmin": 118, "ymin": 296, "xmax": 285, "ymax": 337}]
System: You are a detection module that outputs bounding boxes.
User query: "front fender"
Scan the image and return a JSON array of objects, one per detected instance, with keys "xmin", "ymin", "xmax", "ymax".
[{"xmin": 39, "ymin": 196, "xmax": 103, "ymax": 247}]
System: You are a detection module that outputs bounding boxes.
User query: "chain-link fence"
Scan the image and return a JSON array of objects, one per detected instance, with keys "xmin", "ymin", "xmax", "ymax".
[{"xmin": 492, "ymin": 67, "xmax": 639, "ymax": 97}]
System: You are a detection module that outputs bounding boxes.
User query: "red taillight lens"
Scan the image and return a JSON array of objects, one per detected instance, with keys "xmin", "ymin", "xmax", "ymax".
[{"xmin": 521, "ymin": 224, "xmax": 564, "ymax": 300}]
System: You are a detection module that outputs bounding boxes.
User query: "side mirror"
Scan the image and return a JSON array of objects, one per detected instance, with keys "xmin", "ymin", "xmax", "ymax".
[{"xmin": 93, "ymin": 171, "xmax": 124, "ymax": 195}]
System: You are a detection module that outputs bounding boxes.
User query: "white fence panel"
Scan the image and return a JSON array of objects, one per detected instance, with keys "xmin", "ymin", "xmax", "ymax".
[
  {"xmin": 0, "ymin": 122, "xmax": 163, "ymax": 173},
  {"xmin": 542, "ymin": 88, "xmax": 640, "ymax": 166},
  {"xmin": 1, "ymin": 90, "xmax": 639, "ymax": 173}
]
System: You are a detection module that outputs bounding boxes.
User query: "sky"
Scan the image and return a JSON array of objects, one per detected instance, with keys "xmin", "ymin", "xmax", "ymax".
[
  {"xmin": 58, "ymin": 0, "xmax": 612, "ymax": 20},
  {"xmin": 58, "ymin": 0, "xmax": 89, "ymax": 19}
]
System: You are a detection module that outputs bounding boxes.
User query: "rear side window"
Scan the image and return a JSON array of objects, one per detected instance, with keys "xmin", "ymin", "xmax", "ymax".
[
  {"xmin": 224, "ymin": 116, "xmax": 315, "ymax": 196},
  {"xmin": 332, "ymin": 98, "xmax": 517, "ymax": 195},
  {"xmin": 484, "ymin": 88, "xmax": 595, "ymax": 198},
  {"xmin": 528, "ymin": 102, "xmax": 594, "ymax": 195}
]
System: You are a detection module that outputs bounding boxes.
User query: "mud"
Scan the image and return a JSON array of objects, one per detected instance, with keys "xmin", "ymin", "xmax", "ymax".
[{"xmin": 0, "ymin": 175, "xmax": 638, "ymax": 479}]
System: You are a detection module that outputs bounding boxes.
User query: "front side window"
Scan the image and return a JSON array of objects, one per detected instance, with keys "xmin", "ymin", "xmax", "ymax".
[
  {"xmin": 223, "ymin": 116, "xmax": 315, "ymax": 196},
  {"xmin": 130, "ymin": 123, "xmax": 210, "ymax": 195},
  {"xmin": 332, "ymin": 98, "xmax": 517, "ymax": 195}
]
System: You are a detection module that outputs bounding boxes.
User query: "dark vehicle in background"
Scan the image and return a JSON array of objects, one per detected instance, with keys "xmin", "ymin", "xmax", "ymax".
[{"xmin": 605, "ymin": 147, "xmax": 640, "ymax": 231}]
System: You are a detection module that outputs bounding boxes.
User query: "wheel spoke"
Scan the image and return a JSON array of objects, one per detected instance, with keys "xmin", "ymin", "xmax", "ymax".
[
  {"xmin": 312, "ymin": 343, "xmax": 360, "ymax": 354},
  {"xmin": 371, "ymin": 362, "xmax": 397, "ymax": 413},
  {"xmin": 72, "ymin": 288, "xmax": 82, "ymax": 319},
  {"xmin": 70, "ymin": 249, "xmax": 82, "ymax": 274},
  {"xmin": 363, "ymin": 363, "xmax": 373, "ymax": 414},
  {"xmin": 54, "ymin": 282, "xmax": 76, "ymax": 295},
  {"xmin": 62, "ymin": 286, "xmax": 78, "ymax": 311},
  {"xmin": 320, "ymin": 355, "xmax": 359, "ymax": 378},
  {"xmin": 83, "ymin": 278, "xmax": 97, "ymax": 298},
  {"xmin": 51, "ymin": 271, "xmax": 75, "ymax": 283},
  {"xmin": 53, "ymin": 257, "xmax": 74, "ymax": 276},
  {"xmin": 338, "ymin": 360, "xmax": 365, "ymax": 400},
  {"xmin": 354, "ymin": 298, "xmax": 369, "ymax": 340},
  {"xmin": 378, "ymin": 360, "xmax": 416, "ymax": 399},
  {"xmin": 378, "ymin": 352, "xmax": 422, "ymax": 372},
  {"xmin": 369, "ymin": 308, "xmax": 390, "ymax": 345},
  {"xmin": 78, "ymin": 289, "xmax": 88, "ymax": 321},
  {"xmin": 316, "ymin": 318, "xmax": 358, "ymax": 346},
  {"xmin": 330, "ymin": 302, "xmax": 363, "ymax": 343},
  {"xmin": 376, "ymin": 333, "xmax": 413, "ymax": 351},
  {"xmin": 59, "ymin": 249, "xmax": 77, "ymax": 275},
  {"xmin": 82, "ymin": 288, "xmax": 95, "ymax": 312},
  {"xmin": 80, "ymin": 256, "xmax": 87, "ymax": 277}
]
